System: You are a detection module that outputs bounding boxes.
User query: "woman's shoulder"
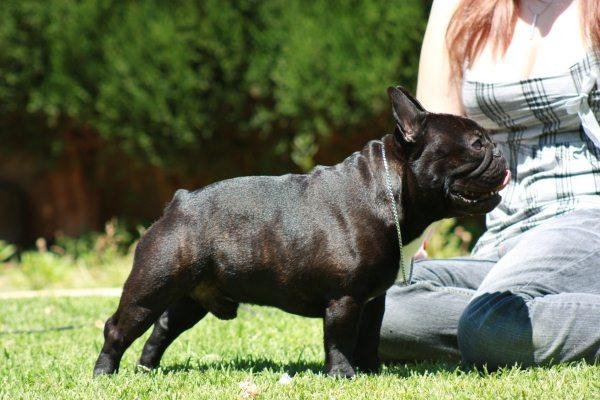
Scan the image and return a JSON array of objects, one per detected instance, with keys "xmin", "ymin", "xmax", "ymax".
[
  {"xmin": 428, "ymin": 0, "xmax": 461, "ymax": 25},
  {"xmin": 416, "ymin": 0, "xmax": 465, "ymax": 115}
]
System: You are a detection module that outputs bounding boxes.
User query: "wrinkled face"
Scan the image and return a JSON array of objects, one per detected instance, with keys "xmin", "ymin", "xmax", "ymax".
[
  {"xmin": 388, "ymin": 86, "xmax": 509, "ymax": 216},
  {"xmin": 418, "ymin": 115, "xmax": 509, "ymax": 215}
]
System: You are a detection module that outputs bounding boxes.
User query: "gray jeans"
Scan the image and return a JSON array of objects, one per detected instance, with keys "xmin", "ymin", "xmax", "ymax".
[{"xmin": 379, "ymin": 208, "xmax": 600, "ymax": 368}]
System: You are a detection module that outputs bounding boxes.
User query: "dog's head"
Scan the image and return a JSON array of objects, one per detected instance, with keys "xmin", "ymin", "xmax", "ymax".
[{"xmin": 387, "ymin": 86, "xmax": 509, "ymax": 216}]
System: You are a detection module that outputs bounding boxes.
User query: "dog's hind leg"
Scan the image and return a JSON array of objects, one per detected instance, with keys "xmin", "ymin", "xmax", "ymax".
[
  {"xmin": 93, "ymin": 283, "xmax": 174, "ymax": 377},
  {"xmin": 93, "ymin": 221, "xmax": 195, "ymax": 377},
  {"xmin": 138, "ymin": 296, "xmax": 207, "ymax": 370}
]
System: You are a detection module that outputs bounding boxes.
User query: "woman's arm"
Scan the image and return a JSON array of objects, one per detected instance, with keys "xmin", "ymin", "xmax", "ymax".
[{"xmin": 416, "ymin": 0, "xmax": 465, "ymax": 116}]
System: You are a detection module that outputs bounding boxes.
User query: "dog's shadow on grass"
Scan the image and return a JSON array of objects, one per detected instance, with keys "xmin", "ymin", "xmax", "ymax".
[
  {"xmin": 384, "ymin": 360, "xmax": 532, "ymax": 378},
  {"xmin": 383, "ymin": 360, "xmax": 465, "ymax": 378},
  {"xmin": 157, "ymin": 357, "xmax": 466, "ymax": 377},
  {"xmin": 159, "ymin": 357, "xmax": 323, "ymax": 375}
]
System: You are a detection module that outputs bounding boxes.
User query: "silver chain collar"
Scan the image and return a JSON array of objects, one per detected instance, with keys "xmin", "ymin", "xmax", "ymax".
[{"xmin": 381, "ymin": 142, "xmax": 412, "ymax": 285}]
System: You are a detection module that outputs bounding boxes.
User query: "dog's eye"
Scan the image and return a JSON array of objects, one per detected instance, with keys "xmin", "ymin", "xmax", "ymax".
[{"xmin": 471, "ymin": 139, "xmax": 483, "ymax": 150}]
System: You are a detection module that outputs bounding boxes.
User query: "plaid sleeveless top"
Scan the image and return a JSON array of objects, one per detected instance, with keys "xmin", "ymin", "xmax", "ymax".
[{"xmin": 462, "ymin": 49, "xmax": 600, "ymax": 257}]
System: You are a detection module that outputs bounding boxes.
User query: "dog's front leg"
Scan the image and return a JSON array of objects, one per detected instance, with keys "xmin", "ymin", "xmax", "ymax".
[
  {"xmin": 323, "ymin": 296, "xmax": 362, "ymax": 378},
  {"xmin": 353, "ymin": 294, "xmax": 386, "ymax": 373}
]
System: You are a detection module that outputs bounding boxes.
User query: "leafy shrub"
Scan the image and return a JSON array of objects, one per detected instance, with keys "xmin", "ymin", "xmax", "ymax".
[
  {"xmin": 17, "ymin": 251, "xmax": 73, "ymax": 290},
  {"xmin": 0, "ymin": 240, "xmax": 17, "ymax": 262},
  {"xmin": 53, "ymin": 218, "xmax": 137, "ymax": 263},
  {"xmin": 0, "ymin": 219, "xmax": 137, "ymax": 290},
  {"xmin": 0, "ymin": 0, "xmax": 426, "ymax": 172},
  {"xmin": 425, "ymin": 218, "xmax": 485, "ymax": 259}
]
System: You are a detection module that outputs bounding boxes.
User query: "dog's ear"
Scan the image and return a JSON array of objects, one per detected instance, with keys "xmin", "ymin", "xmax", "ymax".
[{"xmin": 387, "ymin": 86, "xmax": 426, "ymax": 143}]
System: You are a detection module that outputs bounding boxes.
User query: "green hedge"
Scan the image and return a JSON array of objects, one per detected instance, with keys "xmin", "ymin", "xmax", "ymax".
[{"xmin": 0, "ymin": 0, "xmax": 426, "ymax": 173}]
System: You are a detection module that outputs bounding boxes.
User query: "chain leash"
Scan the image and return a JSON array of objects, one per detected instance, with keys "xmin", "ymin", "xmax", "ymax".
[{"xmin": 381, "ymin": 142, "xmax": 412, "ymax": 285}]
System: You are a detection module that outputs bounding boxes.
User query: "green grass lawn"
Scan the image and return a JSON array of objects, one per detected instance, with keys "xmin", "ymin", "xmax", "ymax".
[{"xmin": 1, "ymin": 297, "xmax": 599, "ymax": 399}]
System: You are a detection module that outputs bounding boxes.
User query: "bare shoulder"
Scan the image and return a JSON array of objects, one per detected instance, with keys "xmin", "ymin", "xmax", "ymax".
[
  {"xmin": 424, "ymin": 0, "xmax": 462, "ymax": 36},
  {"xmin": 429, "ymin": 0, "xmax": 461, "ymax": 21},
  {"xmin": 416, "ymin": 0, "xmax": 465, "ymax": 115}
]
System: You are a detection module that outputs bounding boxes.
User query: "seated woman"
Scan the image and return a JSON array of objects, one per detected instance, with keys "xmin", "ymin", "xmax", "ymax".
[{"xmin": 379, "ymin": 0, "xmax": 600, "ymax": 368}]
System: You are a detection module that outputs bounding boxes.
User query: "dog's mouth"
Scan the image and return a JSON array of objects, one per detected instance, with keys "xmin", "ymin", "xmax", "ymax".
[{"xmin": 448, "ymin": 169, "xmax": 511, "ymax": 214}]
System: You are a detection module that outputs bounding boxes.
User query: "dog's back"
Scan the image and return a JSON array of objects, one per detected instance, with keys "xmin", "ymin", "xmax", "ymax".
[{"xmin": 144, "ymin": 152, "xmax": 390, "ymax": 316}]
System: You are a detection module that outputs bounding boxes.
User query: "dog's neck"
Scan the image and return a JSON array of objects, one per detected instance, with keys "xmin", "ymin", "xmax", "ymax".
[
  {"xmin": 310, "ymin": 134, "xmax": 449, "ymax": 244},
  {"xmin": 362, "ymin": 134, "xmax": 448, "ymax": 243}
]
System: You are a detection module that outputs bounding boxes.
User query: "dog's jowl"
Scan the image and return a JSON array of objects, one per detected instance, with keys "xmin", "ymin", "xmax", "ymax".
[{"xmin": 93, "ymin": 86, "xmax": 509, "ymax": 378}]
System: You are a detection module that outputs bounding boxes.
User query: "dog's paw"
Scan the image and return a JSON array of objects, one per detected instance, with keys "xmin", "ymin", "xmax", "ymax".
[
  {"xmin": 326, "ymin": 364, "xmax": 356, "ymax": 379},
  {"xmin": 354, "ymin": 359, "xmax": 381, "ymax": 374},
  {"xmin": 92, "ymin": 353, "xmax": 119, "ymax": 377},
  {"xmin": 353, "ymin": 352, "xmax": 381, "ymax": 374},
  {"xmin": 137, "ymin": 353, "xmax": 161, "ymax": 371},
  {"xmin": 135, "ymin": 364, "xmax": 155, "ymax": 373}
]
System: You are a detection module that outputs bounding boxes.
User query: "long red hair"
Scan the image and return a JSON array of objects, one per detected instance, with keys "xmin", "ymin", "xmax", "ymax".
[{"xmin": 446, "ymin": 0, "xmax": 600, "ymax": 78}]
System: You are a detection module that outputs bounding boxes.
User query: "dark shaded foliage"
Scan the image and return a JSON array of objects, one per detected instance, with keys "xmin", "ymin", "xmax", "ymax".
[{"xmin": 0, "ymin": 0, "xmax": 426, "ymax": 173}]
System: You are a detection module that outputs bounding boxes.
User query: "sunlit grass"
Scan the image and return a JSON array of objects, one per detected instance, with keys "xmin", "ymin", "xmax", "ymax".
[
  {"xmin": 1, "ymin": 297, "xmax": 598, "ymax": 399},
  {"xmin": 0, "ymin": 253, "xmax": 131, "ymax": 291}
]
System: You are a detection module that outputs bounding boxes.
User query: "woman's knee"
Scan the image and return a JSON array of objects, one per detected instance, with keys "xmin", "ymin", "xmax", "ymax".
[
  {"xmin": 458, "ymin": 291, "xmax": 535, "ymax": 369},
  {"xmin": 379, "ymin": 281, "xmax": 468, "ymax": 362}
]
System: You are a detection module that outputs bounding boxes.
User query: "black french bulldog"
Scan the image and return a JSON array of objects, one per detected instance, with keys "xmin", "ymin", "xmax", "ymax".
[{"xmin": 93, "ymin": 87, "xmax": 509, "ymax": 378}]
